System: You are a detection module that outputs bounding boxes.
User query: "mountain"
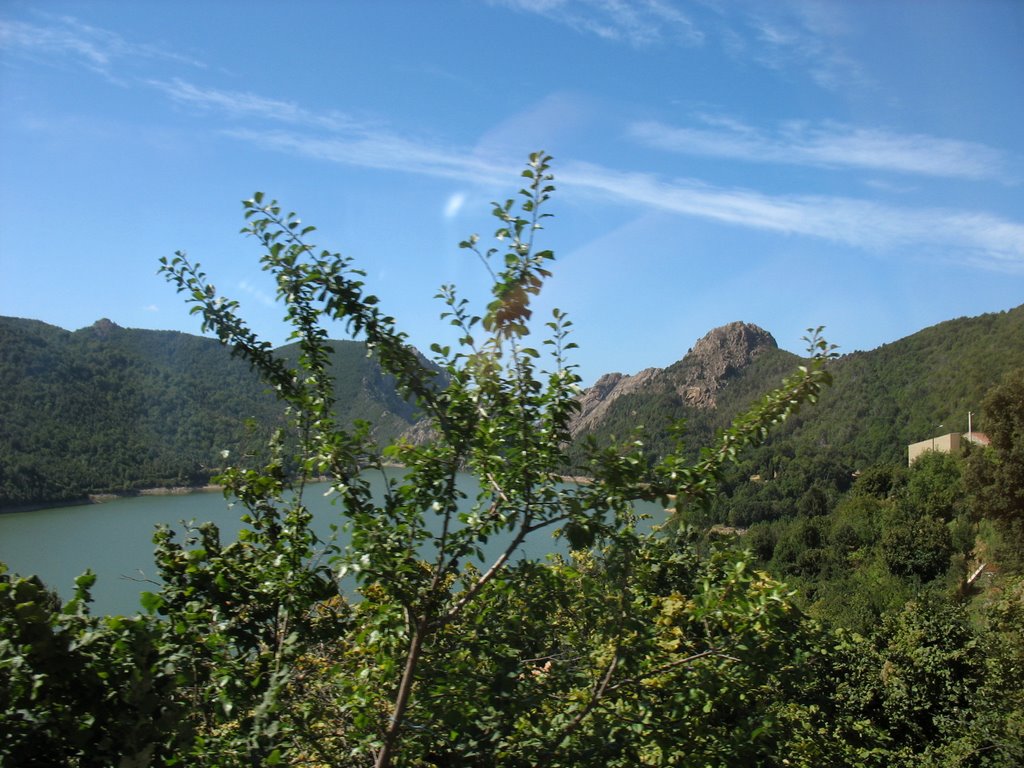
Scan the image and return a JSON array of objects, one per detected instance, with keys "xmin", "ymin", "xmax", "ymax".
[
  {"xmin": 0, "ymin": 317, "xmax": 426, "ymax": 508},
  {"xmin": 570, "ymin": 307, "xmax": 1024, "ymax": 470},
  {"xmin": 569, "ymin": 321, "xmax": 788, "ymax": 433},
  {"xmin": 792, "ymin": 305, "xmax": 1024, "ymax": 466},
  {"xmin": 3, "ymin": 304, "xmax": 1022, "ymax": 511},
  {"xmin": 568, "ymin": 322, "xmax": 803, "ymax": 462}
]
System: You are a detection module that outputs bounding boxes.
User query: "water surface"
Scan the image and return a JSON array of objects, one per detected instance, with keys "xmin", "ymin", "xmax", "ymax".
[{"xmin": 0, "ymin": 472, "xmax": 617, "ymax": 615}]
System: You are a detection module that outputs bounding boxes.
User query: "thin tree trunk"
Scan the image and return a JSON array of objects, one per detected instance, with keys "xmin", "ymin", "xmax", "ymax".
[{"xmin": 375, "ymin": 617, "xmax": 429, "ymax": 768}]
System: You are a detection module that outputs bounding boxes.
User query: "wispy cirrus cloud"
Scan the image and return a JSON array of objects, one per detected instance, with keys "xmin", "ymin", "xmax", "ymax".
[
  {"xmin": 491, "ymin": 0, "xmax": 865, "ymax": 90},
  {"xmin": 140, "ymin": 78, "xmax": 1024, "ymax": 273},
  {"xmin": 209, "ymin": 110, "xmax": 1024, "ymax": 273},
  {"xmin": 148, "ymin": 80, "xmax": 511, "ymax": 183},
  {"xmin": 558, "ymin": 161, "xmax": 1024, "ymax": 271},
  {"xmin": 734, "ymin": 1, "xmax": 867, "ymax": 90},
  {"xmin": 148, "ymin": 78, "xmax": 359, "ymax": 132},
  {"xmin": 238, "ymin": 279, "xmax": 277, "ymax": 308},
  {"xmin": 490, "ymin": 0, "xmax": 704, "ymax": 46},
  {"xmin": 629, "ymin": 116, "xmax": 1011, "ymax": 182},
  {"xmin": 223, "ymin": 127, "xmax": 509, "ymax": 185},
  {"xmin": 0, "ymin": 14, "xmax": 203, "ymax": 77},
  {"xmin": 61, "ymin": 59, "xmax": 1023, "ymax": 275}
]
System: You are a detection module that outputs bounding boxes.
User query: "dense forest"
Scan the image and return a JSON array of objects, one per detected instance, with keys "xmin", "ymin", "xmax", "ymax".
[
  {"xmin": 2, "ymin": 159, "xmax": 1023, "ymax": 766},
  {"xmin": 0, "ymin": 317, "xmax": 426, "ymax": 508}
]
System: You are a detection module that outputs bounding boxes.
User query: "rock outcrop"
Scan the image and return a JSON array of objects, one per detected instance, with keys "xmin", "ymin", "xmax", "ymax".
[
  {"xmin": 570, "ymin": 367, "xmax": 660, "ymax": 436},
  {"xmin": 569, "ymin": 321, "xmax": 777, "ymax": 437},
  {"xmin": 666, "ymin": 321, "xmax": 778, "ymax": 409}
]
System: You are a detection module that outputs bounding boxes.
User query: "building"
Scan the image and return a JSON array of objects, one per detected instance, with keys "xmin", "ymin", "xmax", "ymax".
[{"xmin": 907, "ymin": 431, "xmax": 990, "ymax": 465}]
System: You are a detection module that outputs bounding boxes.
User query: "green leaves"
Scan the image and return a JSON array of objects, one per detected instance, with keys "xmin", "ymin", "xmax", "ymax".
[
  {"xmin": 2, "ymin": 152, "xmax": 851, "ymax": 766},
  {"xmin": 0, "ymin": 565, "xmax": 193, "ymax": 764},
  {"xmin": 459, "ymin": 151, "xmax": 556, "ymax": 345}
]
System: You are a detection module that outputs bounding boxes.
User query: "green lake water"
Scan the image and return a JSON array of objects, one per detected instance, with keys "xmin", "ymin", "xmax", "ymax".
[{"xmin": 0, "ymin": 473, "xmax": 648, "ymax": 616}]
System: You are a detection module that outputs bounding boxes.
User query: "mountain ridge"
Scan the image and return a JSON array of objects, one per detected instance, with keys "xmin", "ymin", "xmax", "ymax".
[
  {"xmin": 570, "ymin": 321, "xmax": 780, "ymax": 437},
  {"xmin": 2, "ymin": 304, "xmax": 1022, "ymax": 509},
  {"xmin": 0, "ymin": 316, "xmax": 426, "ymax": 508}
]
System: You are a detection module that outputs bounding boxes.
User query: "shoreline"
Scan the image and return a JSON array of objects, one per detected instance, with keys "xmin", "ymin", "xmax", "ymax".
[
  {"xmin": 3, "ymin": 471, "xmax": 595, "ymax": 515},
  {"xmin": 0, "ymin": 484, "xmax": 225, "ymax": 515},
  {"xmin": 89, "ymin": 484, "xmax": 224, "ymax": 503}
]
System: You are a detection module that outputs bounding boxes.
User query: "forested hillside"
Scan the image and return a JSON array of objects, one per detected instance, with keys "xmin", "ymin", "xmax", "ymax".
[
  {"xmin": 3, "ymin": 305, "xmax": 1022, "ymax": 509},
  {"xmin": 566, "ymin": 304, "xmax": 1024, "ymax": 640},
  {"xmin": 699, "ymin": 305, "xmax": 1024, "ymax": 529},
  {"xmin": 787, "ymin": 303, "xmax": 1024, "ymax": 466},
  {"xmin": 0, "ymin": 317, "xmax": 425, "ymax": 508},
  {"xmin": 572, "ymin": 305, "xmax": 1024, "ymax": 470}
]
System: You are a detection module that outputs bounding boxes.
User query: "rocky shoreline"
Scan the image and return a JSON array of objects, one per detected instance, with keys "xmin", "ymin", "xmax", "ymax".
[
  {"xmin": 89, "ymin": 485, "xmax": 223, "ymax": 503},
  {"xmin": 0, "ymin": 485, "xmax": 226, "ymax": 515}
]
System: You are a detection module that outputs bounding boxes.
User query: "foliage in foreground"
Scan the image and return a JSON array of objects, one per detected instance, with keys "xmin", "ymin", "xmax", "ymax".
[{"xmin": 3, "ymin": 154, "xmax": 1022, "ymax": 767}]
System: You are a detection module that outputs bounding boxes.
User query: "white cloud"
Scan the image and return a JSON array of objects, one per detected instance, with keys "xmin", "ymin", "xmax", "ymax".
[
  {"xmin": 492, "ymin": 0, "xmax": 864, "ymax": 89},
  {"xmin": 491, "ymin": 0, "xmax": 703, "ymax": 46},
  {"xmin": 0, "ymin": 15, "xmax": 203, "ymax": 76},
  {"xmin": 0, "ymin": 18, "xmax": 111, "ymax": 69},
  {"xmin": 145, "ymin": 80, "xmax": 1023, "ymax": 274},
  {"xmin": 734, "ymin": 1, "xmax": 868, "ymax": 90},
  {"xmin": 222, "ymin": 127, "xmax": 509, "ymax": 185},
  {"xmin": 149, "ymin": 78, "xmax": 357, "ymax": 132},
  {"xmin": 558, "ymin": 161, "xmax": 1024, "ymax": 271},
  {"xmin": 444, "ymin": 193, "xmax": 467, "ymax": 219},
  {"xmin": 629, "ymin": 117, "xmax": 1010, "ymax": 181},
  {"xmin": 238, "ymin": 279, "xmax": 277, "ymax": 308},
  {"xmin": 155, "ymin": 79, "xmax": 510, "ymax": 183}
]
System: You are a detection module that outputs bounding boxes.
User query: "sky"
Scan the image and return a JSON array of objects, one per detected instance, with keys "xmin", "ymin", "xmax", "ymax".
[{"xmin": 1, "ymin": 0, "xmax": 1022, "ymax": 386}]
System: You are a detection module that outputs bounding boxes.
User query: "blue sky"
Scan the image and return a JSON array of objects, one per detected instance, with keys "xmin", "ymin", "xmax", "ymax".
[{"xmin": 1, "ymin": 0, "xmax": 1022, "ymax": 385}]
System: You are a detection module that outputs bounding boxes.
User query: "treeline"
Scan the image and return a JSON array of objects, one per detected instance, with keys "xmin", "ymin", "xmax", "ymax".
[
  {"xmin": 780, "ymin": 303, "xmax": 1024, "ymax": 467},
  {"xmin": 4, "ymin": 303, "xmax": 1021, "ymax": 510},
  {"xmin": 735, "ymin": 368, "xmax": 1024, "ymax": 764},
  {"xmin": 726, "ymin": 368, "xmax": 1024, "ymax": 625},
  {"xmin": 569, "ymin": 313, "xmax": 1024, "ymax": 764},
  {"xmin": 0, "ymin": 317, "xmax": 423, "ymax": 508}
]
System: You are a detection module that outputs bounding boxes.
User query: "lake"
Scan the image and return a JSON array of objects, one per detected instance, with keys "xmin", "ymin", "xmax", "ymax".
[{"xmin": 0, "ymin": 472, "xmax": 653, "ymax": 616}]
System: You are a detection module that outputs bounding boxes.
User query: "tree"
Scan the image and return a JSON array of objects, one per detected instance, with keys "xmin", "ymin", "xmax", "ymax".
[
  {"xmin": 880, "ymin": 511, "xmax": 952, "ymax": 582},
  {"xmin": 3, "ymin": 153, "xmax": 837, "ymax": 766},
  {"xmin": 966, "ymin": 369, "xmax": 1024, "ymax": 571},
  {"xmin": 833, "ymin": 592, "xmax": 1021, "ymax": 766},
  {"xmin": 903, "ymin": 450, "xmax": 964, "ymax": 523},
  {"xmin": 0, "ymin": 567, "xmax": 190, "ymax": 766}
]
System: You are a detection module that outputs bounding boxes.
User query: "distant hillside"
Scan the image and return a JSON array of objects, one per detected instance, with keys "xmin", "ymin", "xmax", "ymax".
[
  {"xmin": 569, "ymin": 306, "xmax": 1024, "ymax": 471},
  {"xmin": 791, "ymin": 305, "xmax": 1024, "ymax": 466},
  {"xmin": 3, "ymin": 305, "xmax": 1022, "ymax": 510},
  {"xmin": 0, "ymin": 318, "xmax": 426, "ymax": 508}
]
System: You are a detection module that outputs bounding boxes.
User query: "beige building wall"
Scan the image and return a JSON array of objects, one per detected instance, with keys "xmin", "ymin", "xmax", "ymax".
[{"xmin": 907, "ymin": 432, "xmax": 961, "ymax": 465}]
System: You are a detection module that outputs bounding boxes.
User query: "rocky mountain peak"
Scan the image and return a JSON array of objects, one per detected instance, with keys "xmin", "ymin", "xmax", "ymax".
[
  {"xmin": 82, "ymin": 318, "xmax": 123, "ymax": 338},
  {"xmin": 686, "ymin": 322, "xmax": 777, "ymax": 366},
  {"xmin": 668, "ymin": 322, "xmax": 777, "ymax": 408},
  {"xmin": 569, "ymin": 321, "xmax": 777, "ymax": 436}
]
